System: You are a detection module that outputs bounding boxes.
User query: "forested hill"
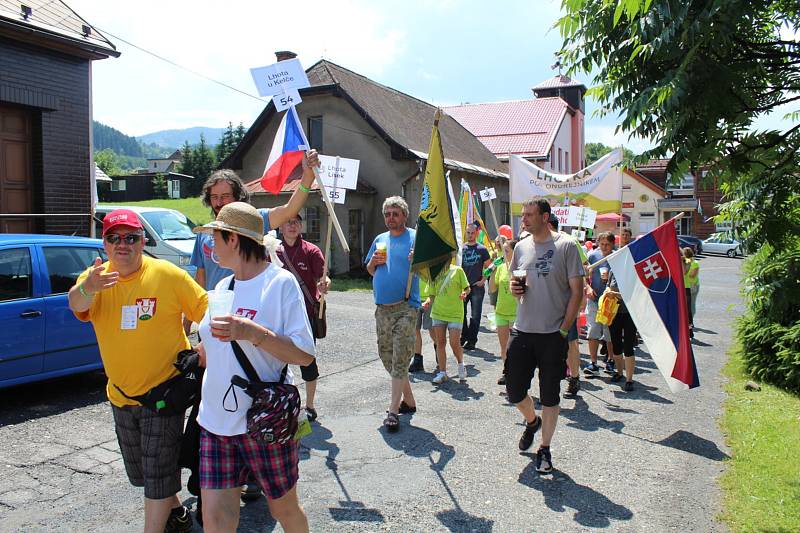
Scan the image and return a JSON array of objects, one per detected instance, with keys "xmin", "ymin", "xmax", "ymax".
[{"xmin": 93, "ymin": 121, "xmax": 142, "ymax": 156}]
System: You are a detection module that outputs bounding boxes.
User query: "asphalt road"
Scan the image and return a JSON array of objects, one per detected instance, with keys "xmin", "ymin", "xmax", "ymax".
[{"xmin": 0, "ymin": 254, "xmax": 744, "ymax": 532}]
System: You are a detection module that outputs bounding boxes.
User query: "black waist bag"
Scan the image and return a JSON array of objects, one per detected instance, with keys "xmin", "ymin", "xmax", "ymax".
[{"xmin": 115, "ymin": 349, "xmax": 202, "ymax": 416}]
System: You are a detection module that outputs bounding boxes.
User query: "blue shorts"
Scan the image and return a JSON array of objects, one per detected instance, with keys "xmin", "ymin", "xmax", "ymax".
[{"xmin": 431, "ymin": 318, "xmax": 462, "ymax": 330}]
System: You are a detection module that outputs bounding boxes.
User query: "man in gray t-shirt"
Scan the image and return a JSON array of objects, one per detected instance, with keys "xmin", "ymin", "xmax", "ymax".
[{"xmin": 505, "ymin": 198, "xmax": 584, "ymax": 474}]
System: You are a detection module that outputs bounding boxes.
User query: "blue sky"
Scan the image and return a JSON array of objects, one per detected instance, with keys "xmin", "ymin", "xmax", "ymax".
[{"xmin": 69, "ymin": 0, "xmax": 793, "ymax": 153}]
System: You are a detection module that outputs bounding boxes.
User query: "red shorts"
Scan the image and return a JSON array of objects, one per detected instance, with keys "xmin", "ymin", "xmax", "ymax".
[{"xmin": 199, "ymin": 429, "xmax": 299, "ymax": 500}]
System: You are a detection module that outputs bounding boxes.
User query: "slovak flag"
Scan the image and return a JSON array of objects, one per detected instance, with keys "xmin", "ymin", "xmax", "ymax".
[
  {"xmin": 606, "ymin": 220, "xmax": 699, "ymax": 392},
  {"xmin": 260, "ymin": 107, "xmax": 306, "ymax": 194}
]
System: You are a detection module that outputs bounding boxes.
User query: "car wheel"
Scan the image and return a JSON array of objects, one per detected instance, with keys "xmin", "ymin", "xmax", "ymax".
[{"xmin": 727, "ymin": 249, "xmax": 736, "ymax": 257}]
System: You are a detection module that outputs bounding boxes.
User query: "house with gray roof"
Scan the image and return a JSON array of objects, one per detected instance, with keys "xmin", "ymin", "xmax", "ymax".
[{"xmin": 222, "ymin": 53, "xmax": 509, "ymax": 274}]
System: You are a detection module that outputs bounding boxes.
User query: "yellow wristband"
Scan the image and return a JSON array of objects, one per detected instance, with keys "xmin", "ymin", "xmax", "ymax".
[{"xmin": 298, "ymin": 183, "xmax": 312, "ymax": 194}]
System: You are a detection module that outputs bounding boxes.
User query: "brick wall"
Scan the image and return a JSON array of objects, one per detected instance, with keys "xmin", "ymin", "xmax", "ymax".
[{"xmin": 0, "ymin": 39, "xmax": 92, "ymax": 236}]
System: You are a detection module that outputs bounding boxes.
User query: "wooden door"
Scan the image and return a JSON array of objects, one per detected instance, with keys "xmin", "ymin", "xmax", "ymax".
[{"xmin": 0, "ymin": 106, "xmax": 34, "ymax": 233}]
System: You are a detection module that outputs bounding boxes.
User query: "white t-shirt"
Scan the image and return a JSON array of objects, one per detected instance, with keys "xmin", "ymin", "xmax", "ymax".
[{"xmin": 197, "ymin": 263, "xmax": 315, "ymax": 436}]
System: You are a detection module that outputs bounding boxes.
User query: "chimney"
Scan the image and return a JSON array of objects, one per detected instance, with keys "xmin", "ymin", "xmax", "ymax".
[{"xmin": 275, "ymin": 50, "xmax": 297, "ymax": 62}]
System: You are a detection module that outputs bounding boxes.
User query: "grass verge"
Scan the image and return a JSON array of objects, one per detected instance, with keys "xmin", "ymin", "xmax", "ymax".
[
  {"xmin": 100, "ymin": 198, "xmax": 212, "ymax": 225},
  {"xmin": 719, "ymin": 348, "xmax": 800, "ymax": 532},
  {"xmin": 329, "ymin": 276, "xmax": 372, "ymax": 292}
]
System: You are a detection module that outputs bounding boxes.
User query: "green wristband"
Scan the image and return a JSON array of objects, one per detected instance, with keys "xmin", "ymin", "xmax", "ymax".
[
  {"xmin": 559, "ymin": 328, "xmax": 569, "ymax": 338},
  {"xmin": 79, "ymin": 282, "xmax": 94, "ymax": 299},
  {"xmin": 298, "ymin": 183, "xmax": 312, "ymax": 193}
]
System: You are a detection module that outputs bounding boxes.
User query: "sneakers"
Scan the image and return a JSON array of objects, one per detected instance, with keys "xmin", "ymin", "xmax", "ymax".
[
  {"xmin": 432, "ymin": 370, "xmax": 448, "ymax": 384},
  {"xmin": 241, "ymin": 483, "xmax": 263, "ymax": 502},
  {"xmin": 518, "ymin": 416, "xmax": 542, "ymax": 451},
  {"xmin": 610, "ymin": 372, "xmax": 623, "ymax": 383},
  {"xmin": 408, "ymin": 354, "xmax": 424, "ymax": 373},
  {"xmin": 164, "ymin": 505, "xmax": 193, "ymax": 533},
  {"xmin": 604, "ymin": 359, "xmax": 616, "ymax": 374},
  {"xmin": 583, "ymin": 363, "xmax": 600, "ymax": 376},
  {"xmin": 463, "ymin": 342, "xmax": 476, "ymax": 351},
  {"xmin": 497, "ymin": 373, "xmax": 507, "ymax": 385},
  {"xmin": 565, "ymin": 377, "xmax": 580, "ymax": 396},
  {"xmin": 624, "ymin": 380, "xmax": 635, "ymax": 392},
  {"xmin": 458, "ymin": 363, "xmax": 467, "ymax": 380},
  {"xmin": 535, "ymin": 447, "xmax": 553, "ymax": 473}
]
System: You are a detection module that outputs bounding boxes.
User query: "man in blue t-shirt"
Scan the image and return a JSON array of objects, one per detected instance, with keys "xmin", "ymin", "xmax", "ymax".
[
  {"xmin": 365, "ymin": 196, "xmax": 419, "ymax": 433},
  {"xmin": 460, "ymin": 223, "xmax": 492, "ymax": 350},
  {"xmin": 190, "ymin": 152, "xmax": 319, "ymax": 291}
]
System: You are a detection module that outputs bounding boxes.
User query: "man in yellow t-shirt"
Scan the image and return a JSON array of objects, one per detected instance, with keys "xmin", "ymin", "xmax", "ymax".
[{"xmin": 69, "ymin": 209, "xmax": 207, "ymax": 533}]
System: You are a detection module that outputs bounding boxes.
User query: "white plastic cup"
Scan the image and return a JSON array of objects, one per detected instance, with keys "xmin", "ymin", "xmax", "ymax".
[{"xmin": 207, "ymin": 289, "xmax": 235, "ymax": 318}]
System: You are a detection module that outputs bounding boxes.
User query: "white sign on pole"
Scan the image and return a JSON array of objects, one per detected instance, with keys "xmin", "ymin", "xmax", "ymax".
[
  {"xmin": 479, "ymin": 187, "xmax": 497, "ymax": 201},
  {"xmin": 551, "ymin": 206, "xmax": 571, "ymax": 226},
  {"xmin": 250, "ymin": 58, "xmax": 310, "ymax": 97},
  {"xmin": 571, "ymin": 229, "xmax": 586, "ymax": 241},
  {"xmin": 273, "ymin": 88, "xmax": 302, "ymax": 112},
  {"xmin": 327, "ymin": 187, "xmax": 346, "ymax": 204},
  {"xmin": 567, "ymin": 206, "xmax": 597, "ymax": 228},
  {"xmin": 318, "ymin": 155, "xmax": 359, "ymax": 190}
]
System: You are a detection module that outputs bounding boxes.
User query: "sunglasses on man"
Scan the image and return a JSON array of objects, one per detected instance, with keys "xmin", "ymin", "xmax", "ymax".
[{"xmin": 104, "ymin": 233, "xmax": 143, "ymax": 245}]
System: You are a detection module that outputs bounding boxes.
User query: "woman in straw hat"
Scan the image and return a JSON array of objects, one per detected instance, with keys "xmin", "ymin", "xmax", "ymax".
[{"xmin": 193, "ymin": 202, "xmax": 315, "ymax": 533}]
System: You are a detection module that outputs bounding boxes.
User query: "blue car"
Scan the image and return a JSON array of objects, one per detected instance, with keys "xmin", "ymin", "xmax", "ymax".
[{"xmin": 0, "ymin": 234, "xmax": 105, "ymax": 389}]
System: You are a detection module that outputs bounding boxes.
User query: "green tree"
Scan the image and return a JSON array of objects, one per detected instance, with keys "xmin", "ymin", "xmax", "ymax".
[
  {"xmin": 558, "ymin": 0, "xmax": 800, "ymax": 391},
  {"xmin": 151, "ymin": 173, "xmax": 168, "ymax": 199},
  {"xmin": 94, "ymin": 148, "xmax": 124, "ymax": 176},
  {"xmin": 584, "ymin": 142, "xmax": 635, "ymax": 165},
  {"xmin": 194, "ymin": 133, "xmax": 216, "ymax": 183},
  {"xmin": 234, "ymin": 122, "xmax": 247, "ymax": 144}
]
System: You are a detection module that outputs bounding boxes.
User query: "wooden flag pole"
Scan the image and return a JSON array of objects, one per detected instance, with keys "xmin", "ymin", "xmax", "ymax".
[
  {"xmin": 319, "ymin": 216, "xmax": 333, "ymax": 319},
  {"xmin": 289, "ymin": 106, "xmax": 350, "ymax": 254},
  {"xmin": 487, "ymin": 196, "xmax": 500, "ymax": 235}
]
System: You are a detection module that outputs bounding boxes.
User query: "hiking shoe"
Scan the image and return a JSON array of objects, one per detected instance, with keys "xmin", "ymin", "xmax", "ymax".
[
  {"xmin": 583, "ymin": 363, "xmax": 600, "ymax": 376},
  {"xmin": 164, "ymin": 505, "xmax": 193, "ymax": 533},
  {"xmin": 408, "ymin": 354, "xmax": 424, "ymax": 373},
  {"xmin": 458, "ymin": 363, "xmax": 467, "ymax": 380},
  {"xmin": 518, "ymin": 416, "xmax": 542, "ymax": 451},
  {"xmin": 565, "ymin": 377, "xmax": 580, "ymax": 396},
  {"xmin": 432, "ymin": 370, "xmax": 448, "ymax": 384},
  {"xmin": 604, "ymin": 360, "xmax": 616, "ymax": 374},
  {"xmin": 241, "ymin": 483, "xmax": 263, "ymax": 502},
  {"xmin": 624, "ymin": 380, "xmax": 635, "ymax": 392},
  {"xmin": 610, "ymin": 372, "xmax": 623, "ymax": 383},
  {"xmin": 497, "ymin": 373, "xmax": 507, "ymax": 385},
  {"xmin": 535, "ymin": 447, "xmax": 553, "ymax": 473}
]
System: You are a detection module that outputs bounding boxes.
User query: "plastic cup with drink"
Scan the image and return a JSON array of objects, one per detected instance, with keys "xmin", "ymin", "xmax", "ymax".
[
  {"xmin": 599, "ymin": 265, "xmax": 609, "ymax": 281},
  {"xmin": 374, "ymin": 241, "xmax": 387, "ymax": 263},
  {"xmin": 207, "ymin": 289, "xmax": 235, "ymax": 339},
  {"xmin": 512, "ymin": 269, "xmax": 527, "ymax": 302}
]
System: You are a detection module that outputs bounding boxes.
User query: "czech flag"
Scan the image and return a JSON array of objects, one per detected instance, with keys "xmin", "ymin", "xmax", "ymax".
[
  {"xmin": 260, "ymin": 107, "xmax": 306, "ymax": 194},
  {"xmin": 606, "ymin": 219, "xmax": 699, "ymax": 392}
]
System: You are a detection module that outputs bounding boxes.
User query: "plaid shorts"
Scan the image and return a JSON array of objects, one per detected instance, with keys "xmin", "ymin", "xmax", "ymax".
[
  {"xmin": 199, "ymin": 429, "xmax": 299, "ymax": 500},
  {"xmin": 111, "ymin": 404, "xmax": 184, "ymax": 500}
]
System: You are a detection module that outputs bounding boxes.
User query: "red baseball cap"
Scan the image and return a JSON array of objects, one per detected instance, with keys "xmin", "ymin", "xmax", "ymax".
[{"xmin": 102, "ymin": 209, "xmax": 143, "ymax": 236}]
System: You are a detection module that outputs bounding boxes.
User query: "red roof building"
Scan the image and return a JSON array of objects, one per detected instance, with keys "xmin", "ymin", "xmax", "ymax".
[{"xmin": 445, "ymin": 75, "xmax": 587, "ymax": 174}]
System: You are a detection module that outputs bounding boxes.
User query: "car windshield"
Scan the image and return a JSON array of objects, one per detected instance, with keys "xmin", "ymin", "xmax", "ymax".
[{"xmin": 141, "ymin": 210, "xmax": 195, "ymax": 240}]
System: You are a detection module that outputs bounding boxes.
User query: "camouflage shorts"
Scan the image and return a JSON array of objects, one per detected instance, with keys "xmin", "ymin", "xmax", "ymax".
[{"xmin": 375, "ymin": 302, "xmax": 417, "ymax": 379}]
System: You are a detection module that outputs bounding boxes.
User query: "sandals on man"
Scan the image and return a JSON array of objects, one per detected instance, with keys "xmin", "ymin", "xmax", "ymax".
[{"xmin": 383, "ymin": 412, "xmax": 400, "ymax": 432}]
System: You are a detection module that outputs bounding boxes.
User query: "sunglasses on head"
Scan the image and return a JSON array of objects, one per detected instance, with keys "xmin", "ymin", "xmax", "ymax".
[{"xmin": 104, "ymin": 233, "xmax": 143, "ymax": 245}]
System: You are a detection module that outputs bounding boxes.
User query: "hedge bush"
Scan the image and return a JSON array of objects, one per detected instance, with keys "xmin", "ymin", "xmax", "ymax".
[{"xmin": 737, "ymin": 243, "xmax": 800, "ymax": 393}]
